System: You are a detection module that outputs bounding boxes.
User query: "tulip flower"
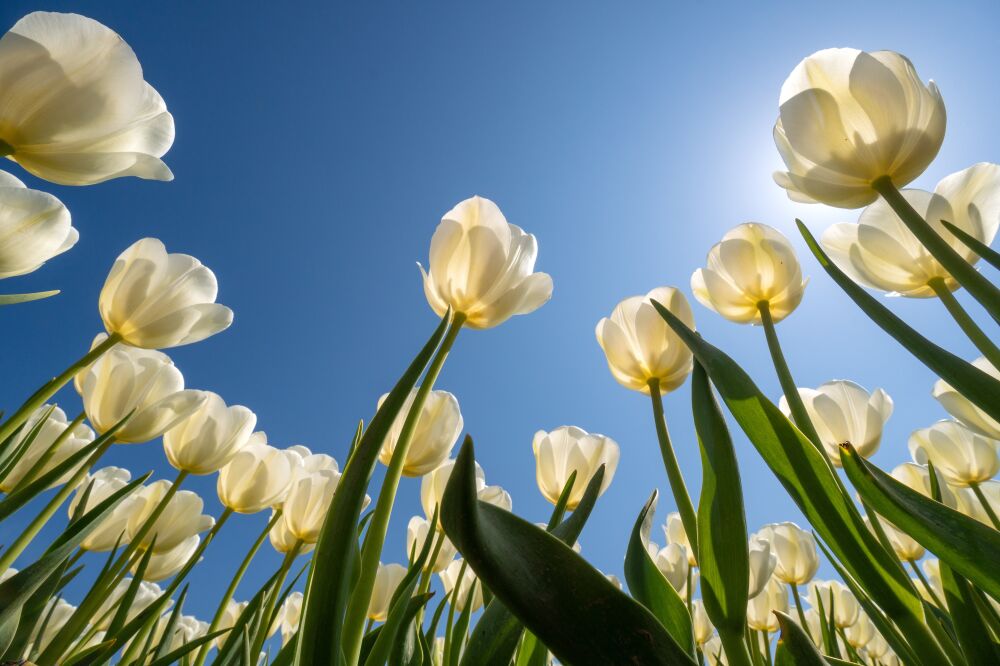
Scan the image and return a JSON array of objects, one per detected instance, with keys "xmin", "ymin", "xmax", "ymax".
[
  {"xmin": 823, "ymin": 163, "xmax": 1000, "ymax": 297},
  {"xmin": 908, "ymin": 420, "xmax": 1000, "ymax": 487},
  {"xmin": 0, "ymin": 170, "xmax": 77, "ymax": 278},
  {"xmin": 75, "ymin": 335, "xmax": 207, "ymax": 444},
  {"xmin": 378, "ymin": 388, "xmax": 462, "ymax": 477},
  {"xmin": 286, "ymin": 444, "xmax": 339, "ymax": 480},
  {"xmin": 844, "ymin": 611, "xmax": 877, "ymax": 650},
  {"xmin": 440, "ymin": 559, "xmax": 484, "ymax": 613},
  {"xmin": 531, "ymin": 426, "xmax": 619, "ymax": 510},
  {"xmin": 747, "ymin": 536, "xmax": 777, "ymax": 599},
  {"xmin": 283, "ymin": 469, "xmax": 359, "ymax": 545},
  {"xmin": 933, "ymin": 357, "xmax": 1000, "ymax": 439},
  {"xmin": 917, "ymin": 559, "xmax": 946, "ymax": 607},
  {"xmin": 663, "ymin": 512, "xmax": 697, "ymax": 565},
  {"xmin": 96, "ymin": 578, "xmax": 167, "ymax": 630},
  {"xmin": 367, "ymin": 562, "xmax": 407, "ymax": 622},
  {"xmin": 752, "ymin": 522, "xmax": 819, "ymax": 586},
  {"xmin": 0, "ymin": 12, "xmax": 174, "ymax": 186},
  {"xmin": 773, "ymin": 48, "xmax": 945, "ymax": 209},
  {"xmin": 747, "ymin": 577, "xmax": 788, "ymax": 632},
  {"xmin": 649, "ymin": 542, "xmax": 689, "ymax": 593},
  {"xmin": 421, "ymin": 458, "xmax": 509, "ymax": 526},
  {"xmin": 126, "ymin": 480, "xmax": 215, "ymax": 553},
  {"xmin": 406, "ymin": 516, "xmax": 457, "ymax": 573},
  {"xmin": 806, "ymin": 580, "xmax": 860, "ymax": 628},
  {"xmin": 419, "ymin": 195, "xmax": 553, "ymax": 329},
  {"xmin": 217, "ymin": 435, "xmax": 297, "ymax": 513},
  {"xmin": 0, "ymin": 404, "xmax": 94, "ymax": 492},
  {"xmin": 605, "ymin": 573, "xmax": 623, "ymax": 590},
  {"xmin": 595, "ymin": 286, "xmax": 695, "ymax": 394},
  {"xmin": 99, "ymin": 238, "xmax": 233, "ymax": 349},
  {"xmin": 29, "ymin": 598, "xmax": 76, "ymax": 653},
  {"xmin": 152, "ymin": 614, "xmax": 209, "ymax": 654},
  {"xmin": 692, "ymin": 223, "xmax": 807, "ymax": 325},
  {"xmin": 269, "ymin": 508, "xmax": 314, "ymax": 556},
  {"xmin": 67, "ymin": 466, "xmax": 137, "ymax": 552},
  {"xmin": 957, "ymin": 480, "xmax": 999, "ymax": 527},
  {"xmin": 277, "ymin": 591, "xmax": 303, "ymax": 645},
  {"xmin": 691, "ymin": 599, "xmax": 714, "ymax": 646},
  {"xmin": 779, "ymin": 381, "xmax": 892, "ymax": 466},
  {"xmin": 213, "ymin": 599, "xmax": 270, "ymax": 648},
  {"xmin": 890, "ymin": 462, "xmax": 959, "ymax": 508},
  {"xmin": 702, "ymin": 634, "xmax": 726, "ymax": 666},
  {"xmin": 138, "ymin": 534, "xmax": 200, "ymax": 582},
  {"xmin": 163, "ymin": 392, "xmax": 256, "ymax": 475},
  {"xmin": 865, "ymin": 632, "xmax": 893, "ymax": 663}
]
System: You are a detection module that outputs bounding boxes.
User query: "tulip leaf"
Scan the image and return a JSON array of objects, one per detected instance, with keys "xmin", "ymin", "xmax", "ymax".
[
  {"xmin": 624, "ymin": 491, "xmax": 695, "ymax": 658},
  {"xmin": 939, "ymin": 557, "xmax": 999, "ymax": 664},
  {"xmin": 840, "ymin": 442, "xmax": 1000, "ymax": 600},
  {"xmin": 145, "ymin": 629, "xmax": 230, "ymax": 666},
  {"xmin": 798, "ymin": 219, "xmax": 1000, "ymax": 424},
  {"xmin": 0, "ymin": 289, "xmax": 59, "ymax": 306},
  {"xmin": 942, "ymin": 220, "xmax": 1000, "ymax": 272},
  {"xmin": 651, "ymin": 301, "xmax": 948, "ymax": 666},
  {"xmin": 773, "ymin": 611, "xmax": 829, "ymax": 666},
  {"xmin": 442, "ymin": 437, "xmax": 695, "ymax": 666},
  {"xmin": 0, "ymin": 405, "xmax": 55, "ymax": 489},
  {"xmin": 297, "ymin": 313, "xmax": 450, "ymax": 666}
]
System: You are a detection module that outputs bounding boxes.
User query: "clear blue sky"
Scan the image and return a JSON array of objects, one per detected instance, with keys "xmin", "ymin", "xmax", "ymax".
[{"xmin": 3, "ymin": 0, "xmax": 999, "ymax": 630}]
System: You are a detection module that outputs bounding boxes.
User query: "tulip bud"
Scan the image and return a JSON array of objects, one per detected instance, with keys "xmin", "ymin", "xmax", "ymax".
[
  {"xmin": 378, "ymin": 388, "xmax": 462, "ymax": 477},
  {"xmin": 286, "ymin": 444, "xmax": 339, "ymax": 479},
  {"xmin": 277, "ymin": 591, "xmax": 303, "ymax": 645},
  {"xmin": 406, "ymin": 516, "xmax": 457, "ymax": 573},
  {"xmin": 419, "ymin": 196, "xmax": 553, "ymax": 329},
  {"xmin": 747, "ymin": 577, "xmax": 788, "ymax": 632},
  {"xmin": 773, "ymin": 48, "xmax": 945, "ymax": 209},
  {"xmin": 918, "ymin": 559, "xmax": 945, "ymax": 606},
  {"xmin": 595, "ymin": 287, "xmax": 695, "ymax": 394},
  {"xmin": 269, "ymin": 508, "xmax": 314, "ymax": 556},
  {"xmin": 933, "ymin": 357, "xmax": 1000, "ymax": 439},
  {"xmin": 75, "ymin": 335, "xmax": 207, "ymax": 443},
  {"xmin": 866, "ymin": 514, "xmax": 925, "ymax": 561},
  {"xmin": 890, "ymin": 462, "xmax": 959, "ymax": 508},
  {"xmin": 439, "ymin": 559, "xmax": 484, "ymax": 613},
  {"xmin": 30, "ymin": 598, "xmax": 76, "ymax": 653},
  {"xmin": 126, "ymin": 480, "xmax": 215, "ymax": 553},
  {"xmin": 1, "ymin": 404, "xmax": 94, "ymax": 492},
  {"xmin": 152, "ymin": 614, "xmax": 209, "ymax": 654},
  {"xmin": 648, "ymin": 542, "xmax": 688, "ymax": 593},
  {"xmin": 691, "ymin": 223, "xmax": 807, "ymax": 324},
  {"xmin": 747, "ymin": 536, "xmax": 777, "ymax": 599},
  {"xmin": 663, "ymin": 512, "xmax": 697, "ymax": 565},
  {"xmin": 844, "ymin": 611, "xmax": 877, "ymax": 650},
  {"xmin": 823, "ymin": 164, "xmax": 1000, "ymax": 296},
  {"xmin": 68, "ymin": 467, "xmax": 136, "ymax": 552},
  {"xmin": 217, "ymin": 435, "xmax": 297, "ymax": 513},
  {"xmin": 531, "ymin": 426, "xmax": 619, "ymax": 510},
  {"xmin": 691, "ymin": 599, "xmax": 714, "ymax": 646},
  {"xmin": 96, "ymin": 578, "xmax": 168, "ymax": 630},
  {"xmin": 421, "ymin": 458, "xmax": 509, "ymax": 526},
  {"xmin": 958, "ymin": 480, "xmax": 999, "ymax": 526},
  {"xmin": 0, "ymin": 12, "xmax": 174, "ymax": 186},
  {"xmin": 909, "ymin": 419, "xmax": 1000, "ymax": 487},
  {"xmin": 806, "ymin": 580, "xmax": 859, "ymax": 628},
  {"xmin": 99, "ymin": 238, "xmax": 233, "ymax": 349},
  {"xmin": 163, "ymin": 392, "xmax": 255, "ymax": 475},
  {"xmin": 0, "ymin": 171, "xmax": 77, "ymax": 277},
  {"xmin": 779, "ymin": 381, "xmax": 892, "ymax": 466},
  {"xmin": 367, "ymin": 562, "xmax": 408, "ymax": 622},
  {"xmin": 752, "ymin": 522, "xmax": 819, "ymax": 585},
  {"xmin": 138, "ymin": 534, "xmax": 200, "ymax": 583},
  {"xmin": 283, "ymin": 469, "xmax": 363, "ymax": 545}
]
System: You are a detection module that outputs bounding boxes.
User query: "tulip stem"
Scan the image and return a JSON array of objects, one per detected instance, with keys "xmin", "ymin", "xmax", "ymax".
[
  {"xmin": 341, "ymin": 312, "xmax": 465, "ymax": 665},
  {"xmin": 929, "ymin": 277, "xmax": 1000, "ymax": 371},
  {"xmin": 0, "ymin": 438, "xmax": 112, "ymax": 572},
  {"xmin": 970, "ymin": 482, "xmax": 1000, "ymax": 530},
  {"xmin": 14, "ymin": 411, "xmax": 87, "ymax": 491},
  {"xmin": 647, "ymin": 378, "xmax": 699, "ymax": 561},
  {"xmin": 193, "ymin": 509, "xmax": 282, "ymax": 666},
  {"xmin": 0, "ymin": 333, "xmax": 121, "ymax": 448},
  {"xmin": 442, "ymin": 559, "xmax": 468, "ymax": 666},
  {"xmin": 251, "ymin": 539, "xmax": 302, "ymax": 657},
  {"xmin": 789, "ymin": 583, "xmax": 810, "ymax": 637},
  {"xmin": 872, "ymin": 176, "xmax": 1000, "ymax": 322}
]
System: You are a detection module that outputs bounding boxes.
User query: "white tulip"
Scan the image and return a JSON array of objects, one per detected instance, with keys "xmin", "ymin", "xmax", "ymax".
[
  {"xmin": 933, "ymin": 357, "xmax": 1000, "ymax": 439},
  {"xmin": 752, "ymin": 522, "xmax": 819, "ymax": 586},
  {"xmin": 29, "ymin": 598, "xmax": 76, "ymax": 652},
  {"xmin": 68, "ymin": 467, "xmax": 136, "ymax": 552},
  {"xmin": 806, "ymin": 580, "xmax": 859, "ymax": 628},
  {"xmin": 406, "ymin": 515, "xmax": 457, "ymax": 573},
  {"xmin": 909, "ymin": 420, "xmax": 1000, "ymax": 487},
  {"xmin": 421, "ymin": 458, "xmax": 510, "ymax": 525},
  {"xmin": 0, "ymin": 171, "xmax": 76, "ymax": 277},
  {"xmin": 747, "ymin": 577, "xmax": 788, "ymax": 632},
  {"xmin": 532, "ymin": 426, "xmax": 619, "ymax": 510},
  {"xmin": 286, "ymin": 444, "xmax": 339, "ymax": 481},
  {"xmin": 439, "ymin": 559, "xmax": 484, "ymax": 613},
  {"xmin": 269, "ymin": 508, "xmax": 314, "ymax": 556},
  {"xmin": 367, "ymin": 562, "xmax": 408, "ymax": 622},
  {"xmin": 283, "ymin": 469, "xmax": 362, "ymax": 545},
  {"xmin": 163, "ymin": 392, "xmax": 255, "ymax": 475},
  {"xmin": 277, "ymin": 591, "xmax": 303, "ymax": 645},
  {"xmin": 1, "ymin": 403, "xmax": 94, "ymax": 492},
  {"xmin": 217, "ymin": 435, "xmax": 298, "ymax": 513},
  {"xmin": 126, "ymin": 480, "xmax": 214, "ymax": 553},
  {"xmin": 96, "ymin": 578, "xmax": 167, "ymax": 630},
  {"xmin": 890, "ymin": 462, "xmax": 959, "ymax": 507},
  {"xmin": 691, "ymin": 599, "xmax": 714, "ymax": 646},
  {"xmin": 378, "ymin": 388, "xmax": 462, "ymax": 477},
  {"xmin": 664, "ymin": 512, "xmax": 697, "ymax": 565},
  {"xmin": 702, "ymin": 633, "xmax": 727, "ymax": 665},
  {"xmin": 958, "ymin": 480, "xmax": 1000, "ymax": 526},
  {"xmin": 138, "ymin": 535, "xmax": 200, "ymax": 582},
  {"xmin": 605, "ymin": 573, "xmax": 623, "ymax": 591},
  {"xmin": 650, "ymin": 542, "xmax": 689, "ymax": 593},
  {"xmin": 844, "ymin": 611, "xmax": 877, "ymax": 649},
  {"xmin": 747, "ymin": 537, "xmax": 777, "ymax": 599},
  {"xmin": 152, "ymin": 614, "xmax": 209, "ymax": 654},
  {"xmin": 865, "ymin": 515, "xmax": 924, "ymax": 561}
]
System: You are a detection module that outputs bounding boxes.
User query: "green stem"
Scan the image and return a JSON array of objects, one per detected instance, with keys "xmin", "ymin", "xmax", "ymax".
[
  {"xmin": 790, "ymin": 583, "xmax": 810, "ymax": 639},
  {"xmin": 442, "ymin": 559, "xmax": 469, "ymax": 666},
  {"xmin": 193, "ymin": 509, "xmax": 282, "ymax": 666},
  {"xmin": 0, "ymin": 438, "xmax": 112, "ymax": 572},
  {"xmin": 14, "ymin": 411, "xmax": 86, "ymax": 491},
  {"xmin": 341, "ymin": 312, "xmax": 465, "ymax": 664},
  {"xmin": 252, "ymin": 541, "xmax": 303, "ymax": 656},
  {"xmin": 0, "ymin": 333, "xmax": 121, "ymax": 447},
  {"xmin": 647, "ymin": 377, "xmax": 699, "ymax": 561},
  {"xmin": 929, "ymin": 277, "xmax": 1000, "ymax": 371},
  {"xmin": 909, "ymin": 559, "xmax": 946, "ymax": 610},
  {"xmin": 970, "ymin": 482, "xmax": 1000, "ymax": 530},
  {"xmin": 873, "ymin": 176, "xmax": 1000, "ymax": 322}
]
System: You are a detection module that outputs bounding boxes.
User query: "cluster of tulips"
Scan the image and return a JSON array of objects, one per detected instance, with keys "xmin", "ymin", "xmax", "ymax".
[{"xmin": 0, "ymin": 8, "xmax": 998, "ymax": 666}]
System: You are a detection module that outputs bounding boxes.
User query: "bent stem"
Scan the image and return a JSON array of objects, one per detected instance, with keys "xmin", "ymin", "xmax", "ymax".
[
  {"xmin": 929, "ymin": 277, "xmax": 1000, "ymax": 371},
  {"xmin": 647, "ymin": 377, "xmax": 699, "ymax": 560},
  {"xmin": 872, "ymin": 176, "xmax": 1000, "ymax": 322},
  {"xmin": 341, "ymin": 312, "xmax": 465, "ymax": 664},
  {"xmin": 970, "ymin": 482, "xmax": 1000, "ymax": 530}
]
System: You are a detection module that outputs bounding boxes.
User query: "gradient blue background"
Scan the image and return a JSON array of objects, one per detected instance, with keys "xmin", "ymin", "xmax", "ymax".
[{"xmin": 3, "ymin": 0, "xmax": 999, "ymax": 642}]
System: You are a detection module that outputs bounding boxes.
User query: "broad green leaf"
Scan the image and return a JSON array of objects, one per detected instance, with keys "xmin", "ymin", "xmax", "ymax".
[
  {"xmin": 442, "ymin": 437, "xmax": 696, "ymax": 666},
  {"xmin": 774, "ymin": 611, "xmax": 829, "ymax": 665},
  {"xmin": 0, "ymin": 290, "xmax": 59, "ymax": 306},
  {"xmin": 297, "ymin": 313, "xmax": 450, "ymax": 666}
]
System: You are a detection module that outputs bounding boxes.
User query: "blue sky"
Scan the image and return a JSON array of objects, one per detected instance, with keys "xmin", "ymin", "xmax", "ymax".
[{"xmin": 3, "ymin": 0, "xmax": 1000, "ymax": 632}]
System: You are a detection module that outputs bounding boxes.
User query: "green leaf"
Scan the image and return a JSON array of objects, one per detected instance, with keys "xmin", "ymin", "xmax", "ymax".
[
  {"xmin": 442, "ymin": 437, "xmax": 696, "ymax": 666},
  {"xmin": 146, "ymin": 629, "xmax": 230, "ymax": 666},
  {"xmin": 624, "ymin": 491, "xmax": 694, "ymax": 657},
  {"xmin": 297, "ymin": 313, "xmax": 450, "ymax": 666},
  {"xmin": 0, "ymin": 405, "xmax": 55, "ymax": 489},
  {"xmin": 798, "ymin": 219, "xmax": 1000, "ymax": 424},
  {"xmin": 773, "ymin": 611, "xmax": 829, "ymax": 665},
  {"xmin": 942, "ymin": 220, "xmax": 1000, "ymax": 272},
  {"xmin": 0, "ymin": 289, "xmax": 59, "ymax": 306}
]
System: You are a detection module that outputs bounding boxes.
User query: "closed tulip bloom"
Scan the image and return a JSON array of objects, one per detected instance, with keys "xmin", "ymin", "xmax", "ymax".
[
  {"xmin": 595, "ymin": 287, "xmax": 695, "ymax": 394},
  {"xmin": 958, "ymin": 480, "xmax": 999, "ymax": 526},
  {"xmin": 532, "ymin": 426, "xmax": 620, "ymax": 509},
  {"xmin": 933, "ymin": 357, "xmax": 1000, "ymax": 439},
  {"xmin": 650, "ymin": 542, "xmax": 689, "ymax": 593},
  {"xmin": 747, "ymin": 537, "xmax": 777, "ymax": 599},
  {"xmin": 30, "ymin": 598, "xmax": 76, "ymax": 653},
  {"xmin": 478, "ymin": 483, "xmax": 513, "ymax": 512},
  {"xmin": 664, "ymin": 512, "xmax": 697, "ymax": 565},
  {"xmin": 440, "ymin": 559, "xmax": 484, "ymax": 613},
  {"xmin": 752, "ymin": 522, "xmax": 819, "ymax": 585},
  {"xmin": 0, "ymin": 12, "xmax": 174, "ymax": 186},
  {"xmin": 823, "ymin": 163, "xmax": 1000, "ymax": 296},
  {"xmin": 277, "ymin": 591, "xmax": 303, "ymax": 645},
  {"xmin": 75, "ymin": 335, "xmax": 206, "ymax": 443},
  {"xmin": 286, "ymin": 444, "xmax": 339, "ymax": 480},
  {"xmin": 284, "ymin": 469, "xmax": 354, "ymax": 544},
  {"xmin": 773, "ymin": 48, "xmax": 945, "ymax": 208},
  {"xmin": 807, "ymin": 580, "xmax": 860, "ymax": 628},
  {"xmin": 802, "ymin": 608, "xmax": 824, "ymax": 648},
  {"xmin": 153, "ymin": 614, "xmax": 209, "ymax": 654},
  {"xmin": 0, "ymin": 171, "xmax": 76, "ymax": 278},
  {"xmin": 96, "ymin": 578, "xmax": 166, "ymax": 630},
  {"xmin": 779, "ymin": 381, "xmax": 892, "ymax": 466},
  {"xmin": 406, "ymin": 516, "xmax": 457, "ymax": 573},
  {"xmin": 0, "ymin": 404, "xmax": 94, "ymax": 492},
  {"xmin": 865, "ymin": 632, "xmax": 892, "ymax": 662},
  {"xmin": 845, "ymin": 612, "xmax": 877, "ymax": 650},
  {"xmin": 691, "ymin": 599, "xmax": 714, "ymax": 646},
  {"xmin": 163, "ymin": 392, "xmax": 255, "ymax": 475},
  {"xmin": 269, "ymin": 508, "xmax": 314, "ymax": 556},
  {"xmin": 218, "ymin": 436, "xmax": 297, "ymax": 513},
  {"xmin": 215, "ymin": 600, "xmax": 260, "ymax": 648},
  {"xmin": 691, "ymin": 223, "xmax": 807, "ymax": 324},
  {"xmin": 747, "ymin": 577, "xmax": 788, "ymax": 632},
  {"xmin": 378, "ymin": 388, "xmax": 462, "ymax": 477},
  {"xmin": 68, "ymin": 467, "xmax": 136, "ymax": 552},
  {"xmin": 921, "ymin": 560, "xmax": 945, "ymax": 603},
  {"xmin": 126, "ymin": 480, "xmax": 214, "ymax": 552},
  {"xmin": 864, "ymin": 515, "xmax": 924, "ymax": 561},
  {"xmin": 421, "ymin": 458, "xmax": 509, "ymax": 525},
  {"xmin": 605, "ymin": 573, "xmax": 623, "ymax": 590},
  {"xmin": 138, "ymin": 534, "xmax": 200, "ymax": 582},
  {"xmin": 909, "ymin": 420, "xmax": 1000, "ymax": 487},
  {"xmin": 99, "ymin": 238, "xmax": 233, "ymax": 349},
  {"xmin": 890, "ymin": 462, "xmax": 959, "ymax": 508},
  {"xmin": 702, "ymin": 634, "xmax": 726, "ymax": 666},
  {"xmin": 420, "ymin": 196, "xmax": 553, "ymax": 329},
  {"xmin": 367, "ymin": 562, "xmax": 407, "ymax": 622}
]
